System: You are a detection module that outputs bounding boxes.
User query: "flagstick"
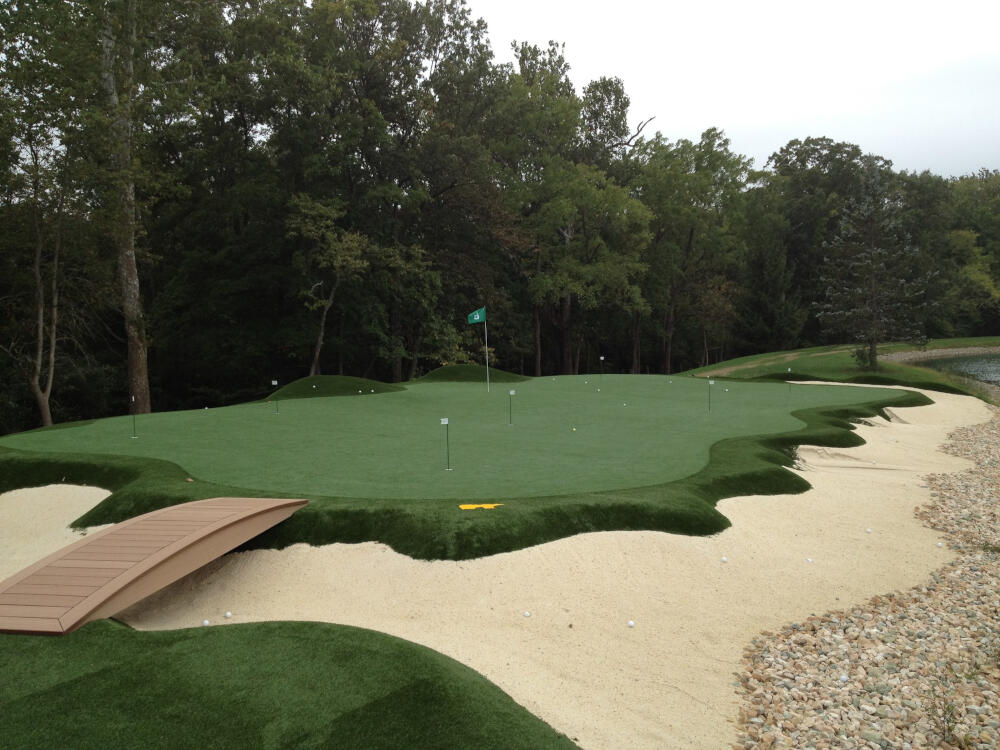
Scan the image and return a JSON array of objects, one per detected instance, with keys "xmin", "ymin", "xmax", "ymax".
[{"xmin": 484, "ymin": 319, "xmax": 490, "ymax": 393}]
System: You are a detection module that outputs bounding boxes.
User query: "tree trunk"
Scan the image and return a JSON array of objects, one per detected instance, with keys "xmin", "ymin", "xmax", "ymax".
[
  {"xmin": 534, "ymin": 307, "xmax": 542, "ymax": 377},
  {"xmin": 100, "ymin": 1, "xmax": 151, "ymax": 414},
  {"xmin": 631, "ymin": 314, "xmax": 641, "ymax": 374},
  {"xmin": 868, "ymin": 338, "xmax": 878, "ymax": 370},
  {"xmin": 29, "ymin": 207, "xmax": 58, "ymax": 427},
  {"xmin": 663, "ymin": 303, "xmax": 675, "ymax": 374},
  {"xmin": 309, "ymin": 292, "xmax": 335, "ymax": 376},
  {"xmin": 561, "ymin": 294, "xmax": 572, "ymax": 375}
]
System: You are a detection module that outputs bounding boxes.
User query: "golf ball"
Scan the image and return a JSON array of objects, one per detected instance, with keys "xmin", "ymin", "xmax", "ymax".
[
  {"xmin": 724, "ymin": 388, "xmax": 728, "ymax": 392},
  {"xmin": 596, "ymin": 388, "xmax": 600, "ymax": 392},
  {"xmin": 572, "ymin": 427, "xmax": 576, "ymax": 431},
  {"xmin": 370, "ymin": 389, "xmax": 374, "ymax": 392},
  {"xmin": 627, "ymin": 620, "xmax": 635, "ymax": 628},
  {"xmin": 866, "ymin": 528, "xmax": 872, "ymax": 533},
  {"xmin": 839, "ymin": 674, "xmax": 848, "ymax": 683},
  {"xmin": 721, "ymin": 556, "xmax": 728, "ymax": 563},
  {"xmin": 806, "ymin": 557, "xmax": 813, "ymax": 563},
  {"xmin": 623, "ymin": 402, "xmax": 627, "ymax": 406},
  {"xmin": 312, "ymin": 384, "xmax": 316, "ymax": 388},
  {"xmin": 202, "ymin": 619, "xmax": 210, "ymax": 626},
  {"xmin": 937, "ymin": 542, "xmax": 943, "ymax": 547},
  {"xmin": 358, "ymin": 390, "xmax": 362, "ymax": 394},
  {"xmin": 225, "ymin": 611, "xmax": 232, "ymax": 619},
  {"xmin": 524, "ymin": 611, "xmax": 531, "ymax": 617}
]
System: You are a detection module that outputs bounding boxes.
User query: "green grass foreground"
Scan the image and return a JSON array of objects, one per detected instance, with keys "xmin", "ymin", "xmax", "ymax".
[
  {"xmin": 0, "ymin": 620, "xmax": 577, "ymax": 750},
  {"xmin": 0, "ymin": 368, "xmax": 928, "ymax": 559}
]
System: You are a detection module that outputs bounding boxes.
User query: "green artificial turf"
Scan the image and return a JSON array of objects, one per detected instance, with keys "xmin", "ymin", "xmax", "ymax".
[
  {"xmin": 0, "ymin": 620, "xmax": 577, "ymax": 750},
  {"xmin": 0, "ymin": 369, "xmax": 928, "ymax": 559}
]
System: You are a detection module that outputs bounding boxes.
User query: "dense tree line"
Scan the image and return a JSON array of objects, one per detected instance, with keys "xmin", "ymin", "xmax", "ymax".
[{"xmin": 2, "ymin": 0, "xmax": 999, "ymax": 434}]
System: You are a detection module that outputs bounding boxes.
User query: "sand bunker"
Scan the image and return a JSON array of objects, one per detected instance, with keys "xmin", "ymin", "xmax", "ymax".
[{"xmin": 1, "ymin": 387, "xmax": 990, "ymax": 748}]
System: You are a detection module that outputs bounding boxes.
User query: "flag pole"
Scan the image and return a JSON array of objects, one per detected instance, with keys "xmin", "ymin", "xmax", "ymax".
[{"xmin": 484, "ymin": 318, "xmax": 490, "ymax": 393}]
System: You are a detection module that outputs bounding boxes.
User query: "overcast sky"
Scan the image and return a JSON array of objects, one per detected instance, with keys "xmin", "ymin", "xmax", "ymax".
[{"xmin": 464, "ymin": 0, "xmax": 1000, "ymax": 177}]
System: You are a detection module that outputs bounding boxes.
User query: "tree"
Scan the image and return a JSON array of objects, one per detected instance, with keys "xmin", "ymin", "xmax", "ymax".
[
  {"xmin": 0, "ymin": 1, "xmax": 114, "ymax": 427},
  {"xmin": 766, "ymin": 137, "xmax": 866, "ymax": 342},
  {"xmin": 287, "ymin": 194, "xmax": 370, "ymax": 376},
  {"xmin": 634, "ymin": 129, "xmax": 750, "ymax": 373},
  {"xmin": 816, "ymin": 156, "xmax": 931, "ymax": 369},
  {"xmin": 732, "ymin": 179, "xmax": 806, "ymax": 354}
]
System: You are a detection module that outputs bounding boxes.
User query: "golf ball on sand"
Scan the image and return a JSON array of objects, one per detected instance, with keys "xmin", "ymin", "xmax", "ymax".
[
  {"xmin": 202, "ymin": 619, "xmax": 210, "ymax": 626},
  {"xmin": 225, "ymin": 611, "xmax": 232, "ymax": 619},
  {"xmin": 627, "ymin": 620, "xmax": 635, "ymax": 628},
  {"xmin": 721, "ymin": 556, "xmax": 728, "ymax": 563},
  {"xmin": 524, "ymin": 611, "xmax": 531, "ymax": 617}
]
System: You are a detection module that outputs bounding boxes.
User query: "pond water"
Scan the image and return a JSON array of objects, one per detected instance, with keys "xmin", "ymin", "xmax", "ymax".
[{"xmin": 921, "ymin": 354, "xmax": 1000, "ymax": 386}]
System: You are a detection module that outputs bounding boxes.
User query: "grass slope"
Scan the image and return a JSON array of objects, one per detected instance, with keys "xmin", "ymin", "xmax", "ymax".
[
  {"xmin": 0, "ymin": 620, "xmax": 577, "ymax": 749},
  {"xmin": 0, "ymin": 371, "xmax": 928, "ymax": 559},
  {"xmin": 692, "ymin": 337, "xmax": 1000, "ymax": 401}
]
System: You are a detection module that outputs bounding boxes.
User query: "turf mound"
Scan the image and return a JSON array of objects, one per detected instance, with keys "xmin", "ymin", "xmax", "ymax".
[
  {"xmin": 1, "ymin": 619, "xmax": 577, "ymax": 749},
  {"xmin": 271, "ymin": 375, "xmax": 405, "ymax": 400},
  {"xmin": 418, "ymin": 364, "xmax": 528, "ymax": 383}
]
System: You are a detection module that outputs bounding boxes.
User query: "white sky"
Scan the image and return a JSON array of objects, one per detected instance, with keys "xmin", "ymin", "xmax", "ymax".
[{"xmin": 465, "ymin": 0, "xmax": 1000, "ymax": 177}]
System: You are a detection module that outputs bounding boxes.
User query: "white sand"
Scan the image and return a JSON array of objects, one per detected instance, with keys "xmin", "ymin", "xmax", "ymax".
[
  {"xmin": 2, "ymin": 388, "xmax": 990, "ymax": 748},
  {"xmin": 0, "ymin": 484, "xmax": 111, "ymax": 581}
]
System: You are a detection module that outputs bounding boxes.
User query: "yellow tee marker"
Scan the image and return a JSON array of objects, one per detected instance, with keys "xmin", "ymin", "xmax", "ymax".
[{"xmin": 459, "ymin": 503, "xmax": 503, "ymax": 510}]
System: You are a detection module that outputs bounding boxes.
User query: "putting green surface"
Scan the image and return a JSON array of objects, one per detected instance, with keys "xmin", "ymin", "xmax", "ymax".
[{"xmin": 0, "ymin": 375, "xmax": 905, "ymax": 501}]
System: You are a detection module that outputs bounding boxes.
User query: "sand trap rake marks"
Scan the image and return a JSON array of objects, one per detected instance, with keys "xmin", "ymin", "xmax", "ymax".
[{"xmin": 0, "ymin": 496, "xmax": 307, "ymax": 635}]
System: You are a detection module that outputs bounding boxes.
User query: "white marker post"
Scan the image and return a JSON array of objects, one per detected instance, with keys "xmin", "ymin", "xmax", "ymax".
[
  {"xmin": 131, "ymin": 395, "xmax": 137, "ymax": 439},
  {"xmin": 599, "ymin": 355, "xmax": 605, "ymax": 381},
  {"xmin": 708, "ymin": 380, "xmax": 715, "ymax": 412},
  {"xmin": 441, "ymin": 418, "xmax": 452, "ymax": 470},
  {"xmin": 508, "ymin": 390, "xmax": 515, "ymax": 425},
  {"xmin": 272, "ymin": 380, "xmax": 279, "ymax": 415}
]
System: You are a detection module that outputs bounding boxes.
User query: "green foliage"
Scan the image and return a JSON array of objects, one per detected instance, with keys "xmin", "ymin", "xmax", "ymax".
[{"xmin": 0, "ymin": 620, "xmax": 577, "ymax": 749}]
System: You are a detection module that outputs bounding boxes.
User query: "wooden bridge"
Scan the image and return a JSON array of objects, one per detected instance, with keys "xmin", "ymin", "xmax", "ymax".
[{"xmin": 0, "ymin": 496, "xmax": 307, "ymax": 635}]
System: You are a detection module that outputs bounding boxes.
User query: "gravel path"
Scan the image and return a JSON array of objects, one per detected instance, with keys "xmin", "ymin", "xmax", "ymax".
[{"xmin": 733, "ymin": 403, "xmax": 1000, "ymax": 749}]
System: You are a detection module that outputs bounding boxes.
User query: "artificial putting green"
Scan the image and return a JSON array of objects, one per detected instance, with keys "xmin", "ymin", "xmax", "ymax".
[
  {"xmin": 0, "ymin": 619, "xmax": 577, "ymax": 749},
  {"xmin": 0, "ymin": 368, "xmax": 929, "ymax": 559},
  {"xmin": 0, "ymin": 374, "xmax": 909, "ymax": 500}
]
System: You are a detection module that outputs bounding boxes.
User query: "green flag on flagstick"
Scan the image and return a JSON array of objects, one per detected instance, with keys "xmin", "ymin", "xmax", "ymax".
[{"xmin": 466, "ymin": 306, "xmax": 489, "ymax": 391}]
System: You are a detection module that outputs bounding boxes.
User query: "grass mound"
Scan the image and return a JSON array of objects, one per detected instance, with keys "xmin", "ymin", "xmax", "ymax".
[
  {"xmin": 272, "ymin": 375, "xmax": 405, "ymax": 400},
  {"xmin": 0, "ymin": 620, "xmax": 576, "ymax": 749},
  {"xmin": 418, "ymin": 364, "xmax": 528, "ymax": 383}
]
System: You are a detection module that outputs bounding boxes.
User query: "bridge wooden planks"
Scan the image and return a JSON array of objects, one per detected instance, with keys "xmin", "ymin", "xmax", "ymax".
[{"xmin": 0, "ymin": 496, "xmax": 307, "ymax": 635}]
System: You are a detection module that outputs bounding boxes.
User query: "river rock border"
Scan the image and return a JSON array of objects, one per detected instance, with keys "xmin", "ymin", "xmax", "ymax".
[{"xmin": 732, "ymin": 404, "xmax": 1000, "ymax": 749}]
